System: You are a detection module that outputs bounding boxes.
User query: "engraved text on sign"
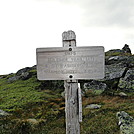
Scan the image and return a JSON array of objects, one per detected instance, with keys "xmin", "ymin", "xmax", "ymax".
[{"xmin": 36, "ymin": 46, "xmax": 104, "ymax": 80}]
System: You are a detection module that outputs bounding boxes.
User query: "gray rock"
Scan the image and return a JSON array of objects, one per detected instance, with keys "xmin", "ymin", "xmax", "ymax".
[
  {"xmin": 106, "ymin": 56, "xmax": 129, "ymax": 65},
  {"xmin": 18, "ymin": 72, "xmax": 30, "ymax": 80},
  {"xmin": 16, "ymin": 67, "xmax": 31, "ymax": 76},
  {"xmin": 0, "ymin": 109, "xmax": 9, "ymax": 117},
  {"xmin": 122, "ymin": 44, "xmax": 132, "ymax": 54},
  {"xmin": 84, "ymin": 80, "xmax": 107, "ymax": 95},
  {"xmin": 118, "ymin": 68, "xmax": 134, "ymax": 92},
  {"xmin": 16, "ymin": 67, "xmax": 31, "ymax": 80},
  {"xmin": 105, "ymin": 63, "xmax": 127, "ymax": 80},
  {"xmin": 7, "ymin": 67, "xmax": 32, "ymax": 82},
  {"xmin": 105, "ymin": 49, "xmax": 125, "ymax": 56},
  {"xmin": 0, "ymin": 76, "xmax": 4, "ymax": 79},
  {"xmin": 8, "ymin": 75, "xmax": 20, "ymax": 83},
  {"xmin": 86, "ymin": 104, "xmax": 101, "ymax": 109},
  {"xmin": 116, "ymin": 111, "xmax": 134, "ymax": 134},
  {"xmin": 118, "ymin": 92, "xmax": 128, "ymax": 97},
  {"xmin": 61, "ymin": 91, "xmax": 65, "ymax": 98}
]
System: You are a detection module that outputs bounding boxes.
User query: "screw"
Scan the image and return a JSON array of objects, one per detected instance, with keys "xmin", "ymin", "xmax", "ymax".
[
  {"xmin": 69, "ymin": 75, "xmax": 73, "ymax": 78},
  {"xmin": 69, "ymin": 48, "xmax": 72, "ymax": 51}
]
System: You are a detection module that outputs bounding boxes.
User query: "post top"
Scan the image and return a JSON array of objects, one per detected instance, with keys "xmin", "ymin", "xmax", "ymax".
[{"xmin": 62, "ymin": 30, "xmax": 76, "ymax": 41}]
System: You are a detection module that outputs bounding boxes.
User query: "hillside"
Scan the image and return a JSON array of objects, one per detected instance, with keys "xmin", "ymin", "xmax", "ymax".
[{"xmin": 0, "ymin": 45, "xmax": 134, "ymax": 134}]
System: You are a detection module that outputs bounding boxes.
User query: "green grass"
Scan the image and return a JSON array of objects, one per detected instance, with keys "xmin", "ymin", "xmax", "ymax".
[
  {"xmin": 0, "ymin": 74, "xmax": 59, "ymax": 112},
  {"xmin": 0, "ymin": 70, "xmax": 133, "ymax": 134}
]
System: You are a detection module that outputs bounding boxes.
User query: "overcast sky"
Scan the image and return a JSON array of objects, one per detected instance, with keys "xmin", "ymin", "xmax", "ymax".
[{"xmin": 0, "ymin": 0, "xmax": 134, "ymax": 75}]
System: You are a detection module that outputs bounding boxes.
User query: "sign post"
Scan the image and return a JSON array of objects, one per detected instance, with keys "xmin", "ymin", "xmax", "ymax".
[
  {"xmin": 62, "ymin": 31, "xmax": 80, "ymax": 134},
  {"xmin": 36, "ymin": 30, "xmax": 104, "ymax": 134}
]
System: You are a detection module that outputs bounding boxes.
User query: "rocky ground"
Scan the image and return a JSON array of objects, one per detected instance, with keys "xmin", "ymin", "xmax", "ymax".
[{"xmin": 0, "ymin": 44, "xmax": 133, "ymax": 134}]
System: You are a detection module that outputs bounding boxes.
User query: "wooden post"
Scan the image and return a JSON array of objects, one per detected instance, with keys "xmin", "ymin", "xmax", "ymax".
[{"xmin": 62, "ymin": 30, "xmax": 80, "ymax": 134}]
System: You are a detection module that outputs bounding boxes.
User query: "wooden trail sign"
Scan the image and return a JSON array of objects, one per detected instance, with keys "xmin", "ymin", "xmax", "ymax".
[
  {"xmin": 36, "ymin": 30, "xmax": 105, "ymax": 134},
  {"xmin": 37, "ymin": 46, "xmax": 104, "ymax": 80}
]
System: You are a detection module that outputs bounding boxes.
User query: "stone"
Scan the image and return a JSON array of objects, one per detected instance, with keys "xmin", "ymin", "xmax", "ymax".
[
  {"xmin": 7, "ymin": 67, "xmax": 32, "ymax": 82},
  {"xmin": 118, "ymin": 92, "xmax": 128, "ymax": 97},
  {"xmin": 86, "ymin": 104, "xmax": 101, "ymax": 109},
  {"xmin": 0, "ymin": 76, "xmax": 5, "ymax": 79},
  {"xmin": 84, "ymin": 80, "xmax": 107, "ymax": 95},
  {"xmin": 0, "ymin": 109, "xmax": 9, "ymax": 117},
  {"xmin": 16, "ymin": 67, "xmax": 31, "ymax": 80},
  {"xmin": 105, "ymin": 49, "xmax": 125, "ymax": 57},
  {"xmin": 26, "ymin": 119, "xmax": 39, "ymax": 125},
  {"xmin": 116, "ymin": 111, "xmax": 134, "ymax": 134},
  {"xmin": 105, "ymin": 63, "xmax": 127, "ymax": 81},
  {"xmin": 7, "ymin": 76, "xmax": 20, "ymax": 83},
  {"xmin": 106, "ymin": 56, "xmax": 129, "ymax": 65},
  {"xmin": 16, "ymin": 67, "xmax": 31, "ymax": 76},
  {"xmin": 18, "ymin": 72, "xmax": 30, "ymax": 80},
  {"xmin": 61, "ymin": 91, "xmax": 65, "ymax": 98},
  {"xmin": 118, "ymin": 68, "xmax": 134, "ymax": 92},
  {"xmin": 122, "ymin": 44, "xmax": 132, "ymax": 54}
]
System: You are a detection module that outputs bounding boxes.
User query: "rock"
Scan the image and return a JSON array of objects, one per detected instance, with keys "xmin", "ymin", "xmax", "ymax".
[
  {"xmin": 122, "ymin": 44, "xmax": 132, "ymax": 54},
  {"xmin": 16, "ymin": 67, "xmax": 31, "ymax": 76},
  {"xmin": 18, "ymin": 72, "xmax": 30, "ymax": 80},
  {"xmin": 116, "ymin": 111, "xmax": 134, "ymax": 134},
  {"xmin": 118, "ymin": 68, "xmax": 134, "ymax": 92},
  {"xmin": 25, "ymin": 118, "xmax": 46, "ymax": 126},
  {"xmin": 8, "ymin": 75, "xmax": 20, "ymax": 83},
  {"xmin": 16, "ymin": 67, "xmax": 31, "ymax": 80},
  {"xmin": 84, "ymin": 80, "xmax": 107, "ymax": 95},
  {"xmin": 86, "ymin": 104, "xmax": 101, "ymax": 109},
  {"xmin": 26, "ymin": 119, "xmax": 39, "ymax": 125},
  {"xmin": 118, "ymin": 92, "xmax": 128, "ymax": 97},
  {"xmin": 105, "ymin": 63, "xmax": 127, "ymax": 81},
  {"xmin": 61, "ymin": 91, "xmax": 65, "ymax": 98},
  {"xmin": 105, "ymin": 49, "xmax": 125, "ymax": 57},
  {"xmin": 0, "ymin": 76, "xmax": 5, "ymax": 79},
  {"xmin": 7, "ymin": 67, "xmax": 32, "ymax": 82},
  {"xmin": 106, "ymin": 56, "xmax": 129, "ymax": 65},
  {"xmin": 127, "ymin": 56, "xmax": 134, "ymax": 68},
  {"xmin": 0, "ymin": 109, "xmax": 9, "ymax": 117}
]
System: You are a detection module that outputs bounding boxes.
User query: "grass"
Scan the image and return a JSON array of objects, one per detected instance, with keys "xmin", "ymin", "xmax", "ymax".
[{"xmin": 0, "ymin": 69, "xmax": 133, "ymax": 134}]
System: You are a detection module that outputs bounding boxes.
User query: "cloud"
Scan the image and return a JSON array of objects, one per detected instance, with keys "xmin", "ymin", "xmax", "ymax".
[
  {"xmin": 52, "ymin": 0, "xmax": 134, "ymax": 28},
  {"xmin": 84, "ymin": 0, "xmax": 134, "ymax": 28}
]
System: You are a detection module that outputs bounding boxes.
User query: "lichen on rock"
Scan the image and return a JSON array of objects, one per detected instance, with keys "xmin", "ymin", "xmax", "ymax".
[{"xmin": 116, "ymin": 111, "xmax": 134, "ymax": 134}]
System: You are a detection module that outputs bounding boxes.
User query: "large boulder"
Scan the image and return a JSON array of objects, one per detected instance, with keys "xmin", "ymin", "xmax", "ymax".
[
  {"xmin": 122, "ymin": 44, "xmax": 132, "ymax": 54},
  {"xmin": 84, "ymin": 80, "xmax": 107, "ymax": 95},
  {"xmin": 7, "ymin": 67, "xmax": 33, "ymax": 83},
  {"xmin": 118, "ymin": 68, "xmax": 134, "ymax": 92},
  {"xmin": 106, "ymin": 56, "xmax": 128, "ymax": 65},
  {"xmin": 105, "ymin": 63, "xmax": 127, "ymax": 81},
  {"xmin": 16, "ymin": 67, "xmax": 31, "ymax": 80},
  {"xmin": 116, "ymin": 111, "xmax": 134, "ymax": 134},
  {"xmin": 105, "ymin": 49, "xmax": 125, "ymax": 57},
  {"xmin": 106, "ymin": 55, "xmax": 134, "ymax": 67}
]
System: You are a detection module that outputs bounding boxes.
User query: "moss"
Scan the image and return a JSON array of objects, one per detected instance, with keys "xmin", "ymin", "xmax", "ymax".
[{"xmin": 0, "ymin": 68, "xmax": 134, "ymax": 134}]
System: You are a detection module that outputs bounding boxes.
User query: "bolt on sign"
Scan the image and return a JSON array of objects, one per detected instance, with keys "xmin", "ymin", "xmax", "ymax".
[
  {"xmin": 36, "ymin": 47, "xmax": 104, "ymax": 80},
  {"xmin": 36, "ymin": 30, "xmax": 105, "ymax": 134}
]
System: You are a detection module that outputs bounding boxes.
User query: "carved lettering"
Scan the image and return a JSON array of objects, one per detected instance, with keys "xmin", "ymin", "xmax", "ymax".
[{"xmin": 37, "ymin": 46, "xmax": 104, "ymax": 80}]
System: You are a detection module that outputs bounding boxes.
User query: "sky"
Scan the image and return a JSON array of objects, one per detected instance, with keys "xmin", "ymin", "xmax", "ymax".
[{"xmin": 0, "ymin": 0, "xmax": 134, "ymax": 75}]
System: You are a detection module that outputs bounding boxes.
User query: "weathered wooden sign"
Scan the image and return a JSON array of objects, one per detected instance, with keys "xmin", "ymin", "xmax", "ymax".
[
  {"xmin": 36, "ymin": 30, "xmax": 105, "ymax": 134},
  {"xmin": 37, "ymin": 46, "xmax": 104, "ymax": 80}
]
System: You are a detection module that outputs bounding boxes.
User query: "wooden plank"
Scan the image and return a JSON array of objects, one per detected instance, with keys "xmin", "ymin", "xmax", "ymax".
[
  {"xmin": 36, "ymin": 46, "xmax": 104, "ymax": 80},
  {"xmin": 63, "ymin": 30, "xmax": 80, "ymax": 134},
  {"xmin": 64, "ymin": 81, "xmax": 80, "ymax": 134},
  {"xmin": 78, "ymin": 83, "xmax": 82, "ymax": 122}
]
